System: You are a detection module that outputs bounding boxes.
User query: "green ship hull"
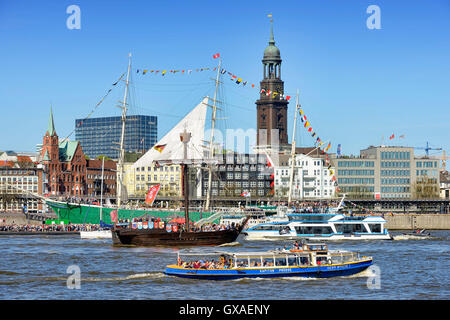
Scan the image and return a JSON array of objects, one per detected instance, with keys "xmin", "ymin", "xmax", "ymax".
[{"xmin": 45, "ymin": 200, "xmax": 215, "ymax": 225}]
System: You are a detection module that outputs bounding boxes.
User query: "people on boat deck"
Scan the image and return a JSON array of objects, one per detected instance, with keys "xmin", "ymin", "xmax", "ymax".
[
  {"xmin": 118, "ymin": 217, "xmax": 237, "ymax": 232},
  {"xmin": 180, "ymin": 259, "xmax": 230, "ymax": 270},
  {"xmin": 178, "ymin": 258, "xmax": 302, "ymax": 269},
  {"xmin": 275, "ymin": 200, "xmax": 341, "ymax": 213}
]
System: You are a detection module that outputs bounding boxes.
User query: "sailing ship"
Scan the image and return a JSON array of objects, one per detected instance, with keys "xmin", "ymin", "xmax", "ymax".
[{"xmin": 43, "ymin": 54, "xmax": 218, "ymax": 226}]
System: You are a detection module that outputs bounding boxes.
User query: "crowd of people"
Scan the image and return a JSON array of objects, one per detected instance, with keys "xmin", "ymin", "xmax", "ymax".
[
  {"xmin": 179, "ymin": 256, "xmax": 233, "ymax": 269},
  {"xmin": 0, "ymin": 224, "xmax": 108, "ymax": 232},
  {"xmin": 289, "ymin": 200, "xmax": 342, "ymax": 213}
]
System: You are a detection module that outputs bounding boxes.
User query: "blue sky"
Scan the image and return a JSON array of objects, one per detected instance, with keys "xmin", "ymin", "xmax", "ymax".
[{"xmin": 1, "ymin": 0, "xmax": 449, "ymax": 162}]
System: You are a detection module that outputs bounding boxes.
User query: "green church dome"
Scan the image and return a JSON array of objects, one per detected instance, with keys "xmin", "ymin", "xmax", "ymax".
[{"xmin": 263, "ymin": 18, "xmax": 281, "ymax": 61}]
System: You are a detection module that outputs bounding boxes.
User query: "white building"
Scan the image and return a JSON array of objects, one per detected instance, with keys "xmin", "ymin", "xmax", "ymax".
[
  {"xmin": 274, "ymin": 152, "xmax": 336, "ymax": 200},
  {"xmin": 440, "ymin": 171, "xmax": 450, "ymax": 199}
]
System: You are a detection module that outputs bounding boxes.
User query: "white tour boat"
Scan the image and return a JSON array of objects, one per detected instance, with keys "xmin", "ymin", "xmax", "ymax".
[{"xmin": 244, "ymin": 212, "xmax": 392, "ymax": 240}]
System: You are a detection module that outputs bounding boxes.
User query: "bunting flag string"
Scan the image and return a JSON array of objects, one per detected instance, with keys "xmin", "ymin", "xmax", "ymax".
[
  {"xmin": 64, "ymin": 72, "xmax": 125, "ymax": 141},
  {"xmin": 135, "ymin": 55, "xmax": 294, "ymax": 101},
  {"xmin": 136, "ymin": 67, "xmax": 212, "ymax": 76},
  {"xmin": 297, "ymin": 105, "xmax": 339, "ymax": 185},
  {"xmin": 298, "ymin": 106, "xmax": 332, "ymax": 154}
]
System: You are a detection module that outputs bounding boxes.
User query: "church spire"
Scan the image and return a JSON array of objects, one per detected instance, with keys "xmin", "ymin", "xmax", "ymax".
[
  {"xmin": 47, "ymin": 106, "xmax": 56, "ymax": 136},
  {"xmin": 269, "ymin": 15, "xmax": 275, "ymax": 46}
]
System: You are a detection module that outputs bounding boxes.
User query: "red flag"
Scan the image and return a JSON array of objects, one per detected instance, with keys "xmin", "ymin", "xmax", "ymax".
[
  {"xmin": 213, "ymin": 53, "xmax": 220, "ymax": 59},
  {"xmin": 389, "ymin": 134, "xmax": 395, "ymax": 140},
  {"xmin": 286, "ymin": 96, "xmax": 291, "ymax": 101},
  {"xmin": 266, "ymin": 156, "xmax": 273, "ymax": 167},
  {"xmin": 144, "ymin": 185, "xmax": 161, "ymax": 206},
  {"xmin": 110, "ymin": 210, "xmax": 118, "ymax": 223}
]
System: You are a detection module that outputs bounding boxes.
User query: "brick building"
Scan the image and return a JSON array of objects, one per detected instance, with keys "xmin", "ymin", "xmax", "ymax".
[
  {"xmin": 40, "ymin": 108, "xmax": 116, "ymax": 198},
  {"xmin": 86, "ymin": 158, "xmax": 116, "ymax": 197}
]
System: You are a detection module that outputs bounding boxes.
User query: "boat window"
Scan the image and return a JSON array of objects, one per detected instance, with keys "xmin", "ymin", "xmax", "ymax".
[
  {"xmin": 249, "ymin": 258, "xmax": 262, "ymax": 267},
  {"xmin": 352, "ymin": 223, "xmax": 363, "ymax": 233},
  {"xmin": 275, "ymin": 257, "xmax": 287, "ymax": 267},
  {"xmin": 298, "ymin": 256, "xmax": 309, "ymax": 266},
  {"xmin": 368, "ymin": 223, "xmax": 381, "ymax": 233},
  {"xmin": 287, "ymin": 256, "xmax": 298, "ymax": 266},
  {"xmin": 335, "ymin": 223, "xmax": 368, "ymax": 233},
  {"xmin": 253, "ymin": 224, "xmax": 287, "ymax": 231},
  {"xmin": 236, "ymin": 258, "xmax": 249, "ymax": 268},
  {"xmin": 295, "ymin": 226, "xmax": 333, "ymax": 235},
  {"xmin": 262, "ymin": 257, "xmax": 275, "ymax": 267},
  {"xmin": 342, "ymin": 216, "xmax": 366, "ymax": 221},
  {"xmin": 316, "ymin": 255, "xmax": 328, "ymax": 264},
  {"xmin": 288, "ymin": 214, "xmax": 331, "ymax": 222},
  {"xmin": 308, "ymin": 244, "xmax": 327, "ymax": 251}
]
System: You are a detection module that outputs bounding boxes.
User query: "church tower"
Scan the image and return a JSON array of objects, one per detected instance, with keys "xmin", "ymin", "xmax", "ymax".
[
  {"xmin": 41, "ymin": 107, "xmax": 60, "ymax": 195},
  {"xmin": 256, "ymin": 17, "xmax": 289, "ymax": 148},
  {"xmin": 41, "ymin": 107, "xmax": 59, "ymax": 164}
]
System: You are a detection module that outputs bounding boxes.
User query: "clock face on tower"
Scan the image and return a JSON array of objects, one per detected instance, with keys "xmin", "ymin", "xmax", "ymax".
[{"xmin": 275, "ymin": 84, "xmax": 283, "ymax": 97}]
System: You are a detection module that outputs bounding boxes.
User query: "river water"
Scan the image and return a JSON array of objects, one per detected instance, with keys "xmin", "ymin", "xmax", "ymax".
[{"xmin": 0, "ymin": 231, "xmax": 448, "ymax": 300}]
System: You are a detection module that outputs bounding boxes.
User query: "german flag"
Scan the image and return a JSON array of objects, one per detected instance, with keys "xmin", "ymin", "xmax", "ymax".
[{"xmin": 153, "ymin": 144, "xmax": 166, "ymax": 153}]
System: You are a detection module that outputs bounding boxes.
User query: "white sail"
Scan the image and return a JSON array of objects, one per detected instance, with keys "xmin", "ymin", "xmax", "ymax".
[{"xmin": 132, "ymin": 97, "xmax": 209, "ymax": 168}]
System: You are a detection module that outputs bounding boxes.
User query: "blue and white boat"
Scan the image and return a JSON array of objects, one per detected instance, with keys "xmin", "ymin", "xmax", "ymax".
[
  {"xmin": 219, "ymin": 195, "xmax": 348, "ymax": 232},
  {"xmin": 164, "ymin": 242, "xmax": 373, "ymax": 280},
  {"xmin": 243, "ymin": 213, "xmax": 392, "ymax": 240}
]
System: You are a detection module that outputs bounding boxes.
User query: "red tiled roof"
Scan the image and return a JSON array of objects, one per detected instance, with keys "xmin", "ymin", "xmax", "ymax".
[
  {"xmin": 17, "ymin": 156, "xmax": 32, "ymax": 163},
  {"xmin": 0, "ymin": 160, "xmax": 14, "ymax": 167}
]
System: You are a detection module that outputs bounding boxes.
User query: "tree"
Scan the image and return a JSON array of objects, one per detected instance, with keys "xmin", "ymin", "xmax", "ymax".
[
  {"xmin": 412, "ymin": 176, "xmax": 439, "ymax": 199},
  {"xmin": 336, "ymin": 186, "xmax": 373, "ymax": 200},
  {"xmin": 96, "ymin": 155, "xmax": 112, "ymax": 161}
]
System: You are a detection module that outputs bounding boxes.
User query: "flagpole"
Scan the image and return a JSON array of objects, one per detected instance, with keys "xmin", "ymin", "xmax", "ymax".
[{"xmin": 288, "ymin": 89, "xmax": 300, "ymax": 205}]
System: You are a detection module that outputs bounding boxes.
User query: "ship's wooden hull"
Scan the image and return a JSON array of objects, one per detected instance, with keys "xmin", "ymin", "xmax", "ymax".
[{"xmin": 112, "ymin": 228, "xmax": 242, "ymax": 246}]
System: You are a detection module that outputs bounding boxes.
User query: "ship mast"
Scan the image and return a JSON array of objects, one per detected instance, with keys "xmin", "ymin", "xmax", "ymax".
[
  {"xmin": 117, "ymin": 53, "xmax": 132, "ymax": 209},
  {"xmin": 288, "ymin": 89, "xmax": 300, "ymax": 205},
  {"xmin": 204, "ymin": 58, "xmax": 222, "ymax": 211},
  {"xmin": 180, "ymin": 129, "xmax": 192, "ymax": 231}
]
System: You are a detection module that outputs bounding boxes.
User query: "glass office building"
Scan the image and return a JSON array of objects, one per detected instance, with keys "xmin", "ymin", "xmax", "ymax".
[
  {"xmin": 333, "ymin": 146, "xmax": 440, "ymax": 199},
  {"xmin": 75, "ymin": 115, "xmax": 157, "ymax": 160}
]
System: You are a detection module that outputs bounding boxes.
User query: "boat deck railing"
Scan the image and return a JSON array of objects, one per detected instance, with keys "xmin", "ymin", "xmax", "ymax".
[{"xmin": 317, "ymin": 251, "xmax": 366, "ymax": 265}]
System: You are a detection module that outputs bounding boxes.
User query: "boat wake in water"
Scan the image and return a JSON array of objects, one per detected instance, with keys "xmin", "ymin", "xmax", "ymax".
[
  {"xmin": 393, "ymin": 234, "xmax": 434, "ymax": 240},
  {"xmin": 217, "ymin": 241, "xmax": 242, "ymax": 247}
]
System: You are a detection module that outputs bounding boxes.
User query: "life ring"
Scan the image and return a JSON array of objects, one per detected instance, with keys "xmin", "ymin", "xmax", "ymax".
[
  {"xmin": 159, "ymin": 221, "xmax": 165, "ymax": 229},
  {"xmin": 172, "ymin": 224, "xmax": 179, "ymax": 232},
  {"xmin": 166, "ymin": 224, "xmax": 172, "ymax": 232},
  {"xmin": 327, "ymin": 258, "xmax": 332, "ymax": 265},
  {"xmin": 178, "ymin": 257, "xmax": 181, "ymax": 266}
]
